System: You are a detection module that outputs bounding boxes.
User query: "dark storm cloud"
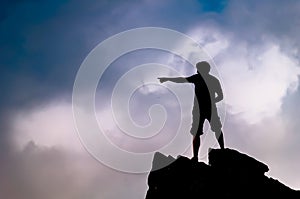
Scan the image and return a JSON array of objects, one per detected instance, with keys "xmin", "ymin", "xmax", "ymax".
[
  {"xmin": 0, "ymin": 0, "xmax": 118, "ymax": 110},
  {"xmin": 2, "ymin": 0, "xmax": 299, "ymax": 117},
  {"xmin": 0, "ymin": 0, "xmax": 207, "ymax": 116},
  {"xmin": 0, "ymin": 0, "xmax": 146, "ymax": 148},
  {"xmin": 0, "ymin": 0, "xmax": 229, "ymax": 143},
  {"xmin": 0, "ymin": 0, "xmax": 233, "ymax": 113}
]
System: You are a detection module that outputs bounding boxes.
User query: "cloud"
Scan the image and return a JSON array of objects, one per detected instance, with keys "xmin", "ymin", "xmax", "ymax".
[
  {"xmin": 220, "ymin": 41, "xmax": 299, "ymax": 123},
  {"xmin": 2, "ymin": 0, "xmax": 300, "ymax": 198},
  {"xmin": 12, "ymin": 100, "xmax": 81, "ymax": 151},
  {"xmin": 0, "ymin": 141, "xmax": 148, "ymax": 199},
  {"xmin": 187, "ymin": 6, "xmax": 300, "ymax": 123},
  {"xmin": 8, "ymin": 100, "xmax": 150, "ymax": 199}
]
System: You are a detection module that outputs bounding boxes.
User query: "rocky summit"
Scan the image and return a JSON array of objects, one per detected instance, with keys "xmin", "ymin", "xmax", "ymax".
[{"xmin": 146, "ymin": 148, "xmax": 299, "ymax": 198}]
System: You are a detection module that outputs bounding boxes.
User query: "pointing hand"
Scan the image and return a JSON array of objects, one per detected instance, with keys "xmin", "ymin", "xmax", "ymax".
[{"xmin": 158, "ymin": 77, "xmax": 167, "ymax": 83}]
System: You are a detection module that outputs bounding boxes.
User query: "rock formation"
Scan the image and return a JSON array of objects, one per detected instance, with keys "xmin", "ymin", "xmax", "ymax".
[{"xmin": 146, "ymin": 148, "xmax": 299, "ymax": 198}]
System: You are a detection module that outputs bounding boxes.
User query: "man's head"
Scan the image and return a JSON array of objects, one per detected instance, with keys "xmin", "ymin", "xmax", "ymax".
[{"xmin": 196, "ymin": 61, "xmax": 210, "ymax": 74}]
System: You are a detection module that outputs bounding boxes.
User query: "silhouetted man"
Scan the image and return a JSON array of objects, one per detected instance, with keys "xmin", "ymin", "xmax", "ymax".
[{"xmin": 158, "ymin": 61, "xmax": 224, "ymax": 161}]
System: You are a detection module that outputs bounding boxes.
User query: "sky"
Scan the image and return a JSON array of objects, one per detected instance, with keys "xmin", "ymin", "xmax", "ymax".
[{"xmin": 1, "ymin": 0, "xmax": 300, "ymax": 198}]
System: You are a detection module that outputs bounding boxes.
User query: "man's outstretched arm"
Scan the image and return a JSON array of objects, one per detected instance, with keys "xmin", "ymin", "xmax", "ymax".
[{"xmin": 158, "ymin": 77, "xmax": 189, "ymax": 83}]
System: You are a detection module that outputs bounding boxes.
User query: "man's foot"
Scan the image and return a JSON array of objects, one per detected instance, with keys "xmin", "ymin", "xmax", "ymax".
[{"xmin": 191, "ymin": 156, "xmax": 198, "ymax": 162}]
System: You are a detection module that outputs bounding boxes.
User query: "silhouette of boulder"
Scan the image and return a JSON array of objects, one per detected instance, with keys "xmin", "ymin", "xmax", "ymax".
[{"xmin": 145, "ymin": 148, "xmax": 299, "ymax": 198}]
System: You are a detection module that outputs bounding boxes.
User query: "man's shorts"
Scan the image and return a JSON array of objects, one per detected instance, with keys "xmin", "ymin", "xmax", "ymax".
[{"xmin": 190, "ymin": 105, "xmax": 222, "ymax": 136}]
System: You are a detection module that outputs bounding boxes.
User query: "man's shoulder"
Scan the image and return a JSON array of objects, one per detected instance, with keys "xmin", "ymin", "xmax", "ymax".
[
  {"xmin": 186, "ymin": 74, "xmax": 198, "ymax": 82},
  {"xmin": 190, "ymin": 74, "xmax": 199, "ymax": 78},
  {"xmin": 191, "ymin": 73, "xmax": 203, "ymax": 79}
]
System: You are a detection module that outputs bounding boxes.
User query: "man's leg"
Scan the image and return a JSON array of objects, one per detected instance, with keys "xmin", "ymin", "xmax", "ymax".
[
  {"xmin": 192, "ymin": 117, "xmax": 204, "ymax": 160},
  {"xmin": 215, "ymin": 130, "xmax": 225, "ymax": 149},
  {"xmin": 210, "ymin": 108, "xmax": 225, "ymax": 149},
  {"xmin": 192, "ymin": 135, "xmax": 201, "ymax": 160},
  {"xmin": 191, "ymin": 103, "xmax": 205, "ymax": 160}
]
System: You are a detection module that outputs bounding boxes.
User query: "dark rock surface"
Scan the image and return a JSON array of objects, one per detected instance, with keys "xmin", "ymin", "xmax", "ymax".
[{"xmin": 145, "ymin": 148, "xmax": 299, "ymax": 198}]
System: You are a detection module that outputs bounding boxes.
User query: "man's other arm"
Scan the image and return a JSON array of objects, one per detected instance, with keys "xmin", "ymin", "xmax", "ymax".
[{"xmin": 214, "ymin": 79, "xmax": 223, "ymax": 103}]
